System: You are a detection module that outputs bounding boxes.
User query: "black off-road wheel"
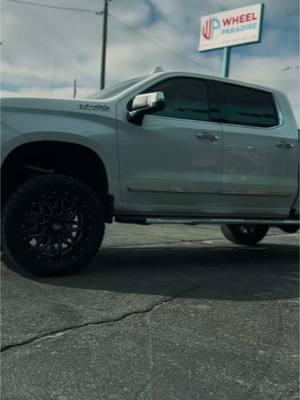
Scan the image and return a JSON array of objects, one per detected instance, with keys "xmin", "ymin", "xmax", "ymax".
[
  {"xmin": 2, "ymin": 174, "xmax": 105, "ymax": 276},
  {"xmin": 221, "ymin": 224, "xmax": 269, "ymax": 246}
]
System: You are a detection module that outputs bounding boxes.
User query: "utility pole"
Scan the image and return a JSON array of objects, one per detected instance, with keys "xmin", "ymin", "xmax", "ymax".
[
  {"xmin": 9, "ymin": 0, "xmax": 108, "ymax": 91},
  {"xmin": 100, "ymin": 0, "xmax": 110, "ymax": 90},
  {"xmin": 73, "ymin": 78, "xmax": 77, "ymax": 98}
]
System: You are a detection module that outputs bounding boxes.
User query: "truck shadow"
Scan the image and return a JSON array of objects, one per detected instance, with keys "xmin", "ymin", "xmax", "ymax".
[{"xmin": 14, "ymin": 242, "xmax": 299, "ymax": 302}]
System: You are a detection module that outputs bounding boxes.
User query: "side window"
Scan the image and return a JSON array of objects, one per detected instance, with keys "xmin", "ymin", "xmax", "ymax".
[
  {"xmin": 217, "ymin": 83, "xmax": 279, "ymax": 127},
  {"xmin": 141, "ymin": 78, "xmax": 210, "ymax": 122}
]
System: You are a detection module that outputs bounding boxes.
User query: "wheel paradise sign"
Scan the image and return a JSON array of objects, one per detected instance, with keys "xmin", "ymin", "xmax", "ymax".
[{"xmin": 199, "ymin": 4, "xmax": 263, "ymax": 52}]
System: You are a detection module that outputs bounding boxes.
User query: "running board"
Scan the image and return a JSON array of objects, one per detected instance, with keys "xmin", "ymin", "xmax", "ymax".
[{"xmin": 115, "ymin": 216, "xmax": 299, "ymax": 226}]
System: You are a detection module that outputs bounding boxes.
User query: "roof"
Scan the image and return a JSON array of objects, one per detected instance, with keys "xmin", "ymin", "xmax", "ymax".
[{"xmin": 149, "ymin": 70, "xmax": 282, "ymax": 94}]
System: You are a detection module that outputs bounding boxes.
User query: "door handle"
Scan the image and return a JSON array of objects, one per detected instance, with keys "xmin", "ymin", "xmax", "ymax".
[
  {"xmin": 276, "ymin": 140, "xmax": 294, "ymax": 149},
  {"xmin": 196, "ymin": 132, "xmax": 219, "ymax": 141}
]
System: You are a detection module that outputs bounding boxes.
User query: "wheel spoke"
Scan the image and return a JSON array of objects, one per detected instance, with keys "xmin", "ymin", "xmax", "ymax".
[
  {"xmin": 23, "ymin": 192, "xmax": 85, "ymax": 261},
  {"xmin": 49, "ymin": 239, "xmax": 56, "ymax": 255},
  {"xmin": 42, "ymin": 197, "xmax": 57, "ymax": 217},
  {"xmin": 57, "ymin": 237, "xmax": 64, "ymax": 256},
  {"xmin": 64, "ymin": 225, "xmax": 82, "ymax": 233},
  {"xmin": 25, "ymin": 222, "xmax": 40, "ymax": 234},
  {"xmin": 36, "ymin": 233, "xmax": 51, "ymax": 252},
  {"xmin": 54, "ymin": 197, "xmax": 63, "ymax": 216},
  {"xmin": 26, "ymin": 213, "xmax": 46, "ymax": 226},
  {"xmin": 69, "ymin": 220, "xmax": 81, "ymax": 227},
  {"xmin": 63, "ymin": 233, "xmax": 76, "ymax": 244},
  {"xmin": 26, "ymin": 227, "xmax": 47, "ymax": 239},
  {"xmin": 30, "ymin": 200, "xmax": 45, "ymax": 216},
  {"xmin": 63, "ymin": 205, "xmax": 78, "ymax": 221}
]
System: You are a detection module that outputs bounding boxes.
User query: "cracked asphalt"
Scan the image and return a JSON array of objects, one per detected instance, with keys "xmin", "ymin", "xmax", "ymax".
[{"xmin": 1, "ymin": 224, "xmax": 299, "ymax": 400}]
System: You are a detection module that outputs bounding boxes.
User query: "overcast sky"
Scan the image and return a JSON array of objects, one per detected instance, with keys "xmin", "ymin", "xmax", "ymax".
[{"xmin": 0, "ymin": 0, "xmax": 299, "ymax": 123}]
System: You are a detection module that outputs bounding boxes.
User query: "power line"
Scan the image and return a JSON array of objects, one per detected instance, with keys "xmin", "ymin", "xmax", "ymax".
[
  {"xmin": 7, "ymin": 0, "xmax": 108, "ymax": 89},
  {"xmin": 8, "ymin": 0, "xmax": 102, "ymax": 14}
]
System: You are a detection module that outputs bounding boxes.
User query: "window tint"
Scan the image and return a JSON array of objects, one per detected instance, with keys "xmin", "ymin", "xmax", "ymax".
[
  {"xmin": 142, "ymin": 78, "xmax": 210, "ymax": 122},
  {"xmin": 217, "ymin": 83, "xmax": 278, "ymax": 127}
]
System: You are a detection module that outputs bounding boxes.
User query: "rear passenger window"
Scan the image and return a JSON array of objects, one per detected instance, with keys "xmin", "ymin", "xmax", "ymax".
[{"xmin": 217, "ymin": 83, "xmax": 279, "ymax": 127}]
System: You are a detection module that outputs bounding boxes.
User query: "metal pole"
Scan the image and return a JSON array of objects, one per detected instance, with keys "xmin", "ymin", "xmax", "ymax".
[
  {"xmin": 222, "ymin": 47, "xmax": 231, "ymax": 78},
  {"xmin": 73, "ymin": 78, "xmax": 77, "ymax": 98},
  {"xmin": 100, "ymin": 0, "xmax": 109, "ymax": 90}
]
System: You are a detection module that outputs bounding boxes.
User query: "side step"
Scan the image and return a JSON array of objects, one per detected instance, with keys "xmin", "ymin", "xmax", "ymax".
[{"xmin": 115, "ymin": 216, "xmax": 300, "ymax": 226}]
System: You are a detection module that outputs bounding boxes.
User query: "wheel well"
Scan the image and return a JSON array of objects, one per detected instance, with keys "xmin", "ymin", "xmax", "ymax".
[{"xmin": 1, "ymin": 141, "xmax": 113, "ymax": 222}]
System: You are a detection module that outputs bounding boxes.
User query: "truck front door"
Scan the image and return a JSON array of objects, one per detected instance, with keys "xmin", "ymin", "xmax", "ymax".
[{"xmin": 116, "ymin": 77, "xmax": 223, "ymax": 216}]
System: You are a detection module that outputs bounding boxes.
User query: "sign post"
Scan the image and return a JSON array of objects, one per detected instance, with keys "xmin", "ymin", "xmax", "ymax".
[
  {"xmin": 199, "ymin": 3, "xmax": 264, "ymax": 78},
  {"xmin": 222, "ymin": 47, "xmax": 231, "ymax": 78}
]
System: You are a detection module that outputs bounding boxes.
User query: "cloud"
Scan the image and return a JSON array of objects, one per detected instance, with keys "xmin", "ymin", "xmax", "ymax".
[
  {"xmin": 0, "ymin": 85, "xmax": 92, "ymax": 99},
  {"xmin": 1, "ymin": 0, "xmax": 299, "ymax": 123}
]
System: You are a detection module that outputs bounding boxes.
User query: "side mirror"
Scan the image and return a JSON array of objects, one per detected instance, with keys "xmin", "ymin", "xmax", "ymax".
[{"xmin": 127, "ymin": 92, "xmax": 165, "ymax": 125}]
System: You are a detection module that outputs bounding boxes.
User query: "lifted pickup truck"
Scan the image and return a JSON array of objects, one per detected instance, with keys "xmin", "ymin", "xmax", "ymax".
[{"xmin": 1, "ymin": 71, "xmax": 299, "ymax": 276}]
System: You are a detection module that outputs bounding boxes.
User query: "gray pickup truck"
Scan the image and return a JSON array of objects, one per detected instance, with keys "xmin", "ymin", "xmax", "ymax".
[{"xmin": 1, "ymin": 71, "xmax": 299, "ymax": 276}]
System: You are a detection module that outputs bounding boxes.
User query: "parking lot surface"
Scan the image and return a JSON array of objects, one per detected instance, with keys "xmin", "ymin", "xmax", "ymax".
[{"xmin": 1, "ymin": 224, "xmax": 299, "ymax": 400}]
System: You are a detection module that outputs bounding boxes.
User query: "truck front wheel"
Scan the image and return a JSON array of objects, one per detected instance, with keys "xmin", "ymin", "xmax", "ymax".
[
  {"xmin": 221, "ymin": 224, "xmax": 269, "ymax": 246},
  {"xmin": 2, "ymin": 174, "xmax": 105, "ymax": 276}
]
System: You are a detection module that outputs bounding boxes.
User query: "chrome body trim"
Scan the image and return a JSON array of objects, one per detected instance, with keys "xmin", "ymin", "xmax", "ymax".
[
  {"xmin": 127, "ymin": 187, "xmax": 218, "ymax": 194},
  {"xmin": 116, "ymin": 215, "xmax": 300, "ymax": 226},
  {"xmin": 127, "ymin": 187, "xmax": 290, "ymax": 197}
]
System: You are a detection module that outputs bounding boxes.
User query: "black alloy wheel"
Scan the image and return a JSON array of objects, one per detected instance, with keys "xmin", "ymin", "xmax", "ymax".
[{"xmin": 2, "ymin": 175, "xmax": 105, "ymax": 276}]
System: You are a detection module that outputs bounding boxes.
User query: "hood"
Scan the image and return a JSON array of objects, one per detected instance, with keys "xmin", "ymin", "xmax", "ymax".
[
  {"xmin": 1, "ymin": 96, "xmax": 117, "ymax": 136},
  {"xmin": 1, "ymin": 96, "xmax": 118, "ymax": 154},
  {"xmin": 1, "ymin": 96, "xmax": 116, "ymax": 118}
]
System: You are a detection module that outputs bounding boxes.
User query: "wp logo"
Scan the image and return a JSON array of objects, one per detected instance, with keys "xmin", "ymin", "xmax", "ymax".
[{"xmin": 202, "ymin": 17, "xmax": 221, "ymax": 40}]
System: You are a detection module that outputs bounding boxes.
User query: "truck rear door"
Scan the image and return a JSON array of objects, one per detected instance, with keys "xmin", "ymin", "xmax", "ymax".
[{"xmin": 215, "ymin": 82, "xmax": 298, "ymax": 217}]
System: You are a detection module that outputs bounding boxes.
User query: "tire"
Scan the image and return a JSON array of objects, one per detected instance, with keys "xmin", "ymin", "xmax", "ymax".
[
  {"xmin": 221, "ymin": 224, "xmax": 269, "ymax": 246},
  {"xmin": 2, "ymin": 174, "xmax": 105, "ymax": 276},
  {"xmin": 278, "ymin": 225, "xmax": 299, "ymax": 234}
]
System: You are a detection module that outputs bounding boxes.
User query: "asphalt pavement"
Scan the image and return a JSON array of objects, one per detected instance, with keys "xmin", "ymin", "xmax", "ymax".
[{"xmin": 1, "ymin": 224, "xmax": 299, "ymax": 400}]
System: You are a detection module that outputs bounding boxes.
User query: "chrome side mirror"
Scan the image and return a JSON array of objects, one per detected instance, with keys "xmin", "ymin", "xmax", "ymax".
[{"xmin": 128, "ymin": 92, "xmax": 165, "ymax": 125}]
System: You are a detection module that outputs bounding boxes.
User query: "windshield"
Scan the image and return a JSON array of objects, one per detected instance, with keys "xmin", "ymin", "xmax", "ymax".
[{"xmin": 88, "ymin": 76, "xmax": 148, "ymax": 99}]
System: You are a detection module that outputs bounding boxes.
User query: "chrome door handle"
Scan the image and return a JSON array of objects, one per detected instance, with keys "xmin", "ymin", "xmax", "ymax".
[
  {"xmin": 196, "ymin": 133, "xmax": 219, "ymax": 141},
  {"xmin": 276, "ymin": 141, "xmax": 294, "ymax": 149}
]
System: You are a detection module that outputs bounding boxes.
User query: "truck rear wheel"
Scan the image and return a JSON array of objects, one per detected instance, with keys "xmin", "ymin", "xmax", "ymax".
[
  {"xmin": 278, "ymin": 225, "xmax": 299, "ymax": 234},
  {"xmin": 2, "ymin": 174, "xmax": 105, "ymax": 276},
  {"xmin": 221, "ymin": 224, "xmax": 268, "ymax": 246}
]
